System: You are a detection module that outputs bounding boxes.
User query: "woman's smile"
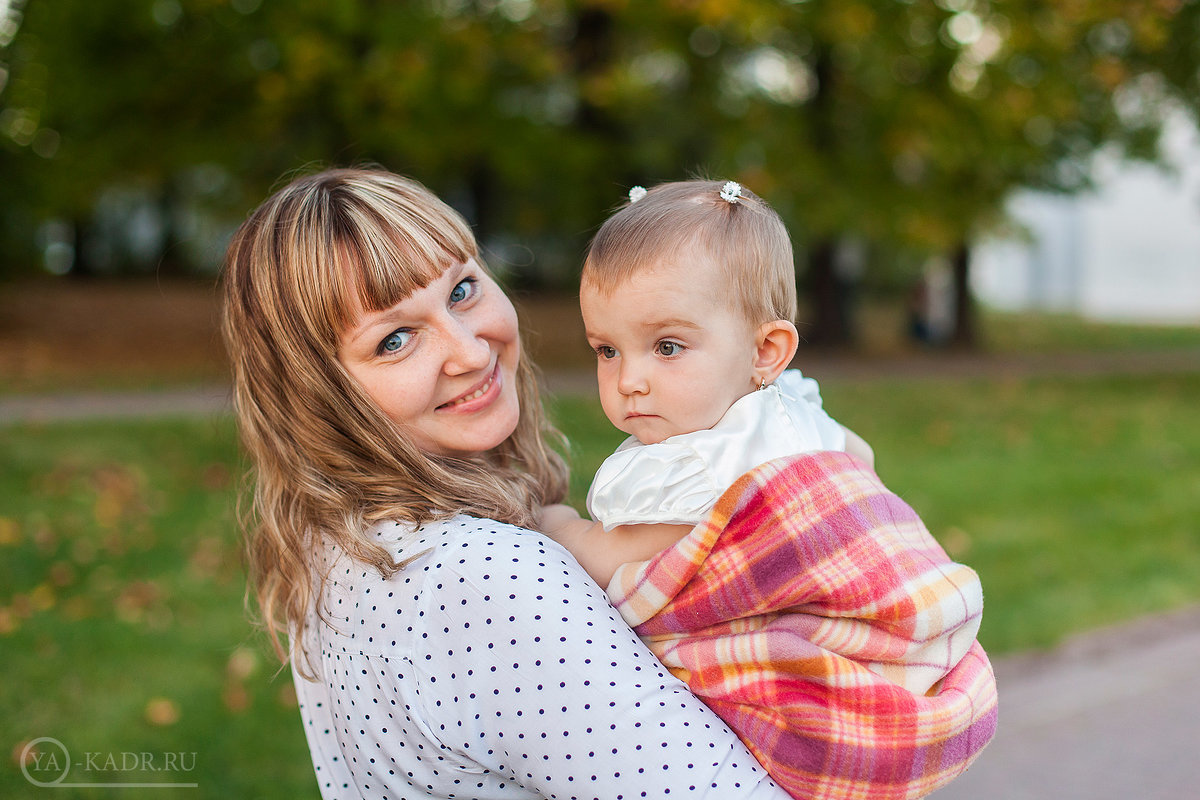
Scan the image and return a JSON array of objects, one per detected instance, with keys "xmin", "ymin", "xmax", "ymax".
[{"xmin": 438, "ymin": 363, "xmax": 502, "ymax": 411}]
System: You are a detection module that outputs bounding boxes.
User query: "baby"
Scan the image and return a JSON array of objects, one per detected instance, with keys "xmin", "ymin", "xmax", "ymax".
[
  {"xmin": 542, "ymin": 179, "xmax": 874, "ymax": 587},
  {"xmin": 540, "ymin": 180, "xmax": 995, "ymax": 798}
]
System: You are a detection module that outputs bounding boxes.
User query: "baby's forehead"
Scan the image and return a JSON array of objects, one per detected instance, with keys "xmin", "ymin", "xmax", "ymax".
[
  {"xmin": 583, "ymin": 263, "xmax": 756, "ymax": 332},
  {"xmin": 584, "ymin": 251, "xmax": 724, "ymax": 295}
]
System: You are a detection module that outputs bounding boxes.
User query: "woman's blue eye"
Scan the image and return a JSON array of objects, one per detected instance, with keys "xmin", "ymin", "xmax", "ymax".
[
  {"xmin": 380, "ymin": 329, "xmax": 412, "ymax": 354},
  {"xmin": 450, "ymin": 278, "xmax": 476, "ymax": 304},
  {"xmin": 656, "ymin": 341, "xmax": 682, "ymax": 356}
]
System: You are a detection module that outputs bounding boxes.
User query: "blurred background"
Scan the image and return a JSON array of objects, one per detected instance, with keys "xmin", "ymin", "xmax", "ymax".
[
  {"xmin": 2, "ymin": 0, "xmax": 1198, "ymax": 353},
  {"xmin": 1, "ymin": 1, "xmax": 1198, "ymax": 797}
]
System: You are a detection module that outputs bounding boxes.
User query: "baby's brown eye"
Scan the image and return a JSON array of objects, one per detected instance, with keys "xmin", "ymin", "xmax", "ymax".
[{"xmin": 656, "ymin": 341, "xmax": 681, "ymax": 356}]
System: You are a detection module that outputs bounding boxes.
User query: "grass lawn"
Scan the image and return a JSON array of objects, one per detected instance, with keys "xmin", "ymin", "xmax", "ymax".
[
  {"xmin": 1, "ymin": 418, "xmax": 304, "ymax": 798},
  {"xmin": 815, "ymin": 371, "xmax": 1200, "ymax": 653},
  {"xmin": 3, "ymin": 371, "xmax": 1199, "ymax": 797},
  {"xmin": 980, "ymin": 308, "xmax": 1200, "ymax": 354}
]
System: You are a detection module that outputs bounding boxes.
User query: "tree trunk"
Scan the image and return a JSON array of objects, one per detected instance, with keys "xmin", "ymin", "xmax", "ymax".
[
  {"xmin": 801, "ymin": 48, "xmax": 856, "ymax": 349},
  {"xmin": 804, "ymin": 238, "xmax": 853, "ymax": 348},
  {"xmin": 569, "ymin": 6, "xmax": 616, "ymax": 134},
  {"xmin": 67, "ymin": 217, "xmax": 96, "ymax": 278},
  {"xmin": 155, "ymin": 179, "xmax": 188, "ymax": 277},
  {"xmin": 949, "ymin": 241, "xmax": 977, "ymax": 348},
  {"xmin": 468, "ymin": 162, "xmax": 494, "ymax": 246}
]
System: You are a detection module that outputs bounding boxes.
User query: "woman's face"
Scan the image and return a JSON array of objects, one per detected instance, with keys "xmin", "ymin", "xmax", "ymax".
[{"xmin": 338, "ymin": 258, "xmax": 522, "ymax": 457}]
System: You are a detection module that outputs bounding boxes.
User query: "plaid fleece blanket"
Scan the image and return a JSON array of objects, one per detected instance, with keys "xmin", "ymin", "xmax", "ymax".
[{"xmin": 607, "ymin": 451, "xmax": 998, "ymax": 800}]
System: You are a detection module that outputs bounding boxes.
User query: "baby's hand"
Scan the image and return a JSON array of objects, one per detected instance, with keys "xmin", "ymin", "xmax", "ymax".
[{"xmin": 539, "ymin": 503, "xmax": 583, "ymax": 535}]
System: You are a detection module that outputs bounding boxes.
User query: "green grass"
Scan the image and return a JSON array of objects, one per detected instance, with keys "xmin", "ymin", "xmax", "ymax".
[
  {"xmin": 980, "ymin": 308, "xmax": 1200, "ymax": 354},
  {"xmin": 3, "ymin": 372, "xmax": 1199, "ymax": 796},
  {"xmin": 1, "ymin": 418, "xmax": 309, "ymax": 799}
]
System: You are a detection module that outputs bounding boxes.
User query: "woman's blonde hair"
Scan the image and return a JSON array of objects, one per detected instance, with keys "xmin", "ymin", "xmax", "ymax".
[
  {"xmin": 221, "ymin": 168, "xmax": 568, "ymax": 675},
  {"xmin": 582, "ymin": 180, "xmax": 798, "ymax": 326}
]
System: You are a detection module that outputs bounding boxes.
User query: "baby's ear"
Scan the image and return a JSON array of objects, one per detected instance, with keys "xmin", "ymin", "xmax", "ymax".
[{"xmin": 754, "ymin": 320, "xmax": 799, "ymax": 384}]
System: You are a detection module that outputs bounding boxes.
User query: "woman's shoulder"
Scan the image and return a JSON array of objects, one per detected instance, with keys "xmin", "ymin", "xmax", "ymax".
[
  {"xmin": 367, "ymin": 514, "xmax": 567, "ymax": 570},
  {"xmin": 316, "ymin": 515, "xmax": 591, "ymax": 656},
  {"xmin": 326, "ymin": 515, "xmax": 575, "ymax": 595}
]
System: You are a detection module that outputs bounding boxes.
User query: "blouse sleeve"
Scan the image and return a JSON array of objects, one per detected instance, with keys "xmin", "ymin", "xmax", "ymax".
[
  {"xmin": 586, "ymin": 441, "xmax": 718, "ymax": 530},
  {"xmin": 408, "ymin": 526, "xmax": 787, "ymax": 799}
]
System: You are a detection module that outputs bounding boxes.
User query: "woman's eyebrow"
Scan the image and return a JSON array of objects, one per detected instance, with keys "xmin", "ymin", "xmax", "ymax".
[
  {"xmin": 342, "ymin": 306, "xmax": 408, "ymax": 348},
  {"xmin": 340, "ymin": 262, "xmax": 466, "ymax": 347}
]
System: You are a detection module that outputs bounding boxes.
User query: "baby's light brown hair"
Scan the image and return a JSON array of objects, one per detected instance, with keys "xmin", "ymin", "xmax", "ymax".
[{"xmin": 582, "ymin": 180, "xmax": 798, "ymax": 327}]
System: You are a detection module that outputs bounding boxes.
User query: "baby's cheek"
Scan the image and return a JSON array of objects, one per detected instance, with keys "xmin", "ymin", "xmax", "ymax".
[{"xmin": 599, "ymin": 395, "xmax": 624, "ymax": 430}]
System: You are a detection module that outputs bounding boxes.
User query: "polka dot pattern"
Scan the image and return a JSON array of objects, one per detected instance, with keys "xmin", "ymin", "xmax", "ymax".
[{"xmin": 292, "ymin": 515, "xmax": 786, "ymax": 799}]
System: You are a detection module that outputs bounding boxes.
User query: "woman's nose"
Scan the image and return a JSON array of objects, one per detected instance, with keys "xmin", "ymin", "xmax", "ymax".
[{"xmin": 442, "ymin": 317, "xmax": 492, "ymax": 375}]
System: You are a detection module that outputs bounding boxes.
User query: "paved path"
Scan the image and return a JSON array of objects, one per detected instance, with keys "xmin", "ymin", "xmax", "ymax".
[
  {"xmin": 0, "ymin": 384, "xmax": 233, "ymax": 425},
  {"xmin": 931, "ymin": 604, "xmax": 1200, "ymax": 800},
  {"xmin": 794, "ymin": 346, "xmax": 1200, "ymax": 382}
]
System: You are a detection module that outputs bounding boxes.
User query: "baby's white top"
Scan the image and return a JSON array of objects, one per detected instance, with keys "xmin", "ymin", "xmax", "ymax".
[{"xmin": 587, "ymin": 369, "xmax": 846, "ymax": 530}]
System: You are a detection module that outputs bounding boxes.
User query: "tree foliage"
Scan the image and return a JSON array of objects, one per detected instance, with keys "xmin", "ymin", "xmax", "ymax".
[{"xmin": 1, "ymin": 0, "xmax": 1197, "ymax": 336}]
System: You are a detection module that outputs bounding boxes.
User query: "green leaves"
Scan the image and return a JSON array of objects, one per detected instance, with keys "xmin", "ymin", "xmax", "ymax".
[{"xmin": 1, "ymin": 0, "xmax": 1197, "ymax": 281}]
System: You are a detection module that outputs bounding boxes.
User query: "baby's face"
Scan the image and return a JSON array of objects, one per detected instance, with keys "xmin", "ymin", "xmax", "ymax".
[{"xmin": 581, "ymin": 256, "xmax": 760, "ymax": 445}]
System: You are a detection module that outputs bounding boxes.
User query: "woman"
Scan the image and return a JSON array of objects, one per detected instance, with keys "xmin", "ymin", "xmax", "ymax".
[{"xmin": 221, "ymin": 168, "xmax": 790, "ymax": 799}]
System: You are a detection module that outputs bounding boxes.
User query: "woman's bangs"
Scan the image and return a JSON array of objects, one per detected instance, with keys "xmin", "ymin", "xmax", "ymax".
[
  {"xmin": 346, "ymin": 198, "xmax": 477, "ymax": 313},
  {"xmin": 346, "ymin": 231, "xmax": 442, "ymax": 315}
]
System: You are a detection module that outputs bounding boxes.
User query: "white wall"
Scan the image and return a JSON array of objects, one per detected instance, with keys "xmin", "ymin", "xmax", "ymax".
[{"xmin": 973, "ymin": 111, "xmax": 1200, "ymax": 325}]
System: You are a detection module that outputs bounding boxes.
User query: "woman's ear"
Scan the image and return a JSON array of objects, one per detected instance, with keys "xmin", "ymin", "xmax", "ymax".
[{"xmin": 754, "ymin": 320, "xmax": 799, "ymax": 385}]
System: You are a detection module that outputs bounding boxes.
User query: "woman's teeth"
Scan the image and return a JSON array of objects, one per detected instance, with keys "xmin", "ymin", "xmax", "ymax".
[{"xmin": 446, "ymin": 375, "xmax": 493, "ymax": 407}]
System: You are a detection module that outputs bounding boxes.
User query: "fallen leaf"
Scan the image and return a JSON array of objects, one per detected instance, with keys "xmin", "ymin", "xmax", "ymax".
[
  {"xmin": 222, "ymin": 682, "xmax": 250, "ymax": 713},
  {"xmin": 942, "ymin": 526, "xmax": 973, "ymax": 558},
  {"xmin": 49, "ymin": 561, "xmax": 76, "ymax": 587},
  {"xmin": 11, "ymin": 739, "xmax": 35, "ymax": 767},
  {"xmin": 226, "ymin": 647, "xmax": 259, "ymax": 681},
  {"xmin": 29, "ymin": 583, "xmax": 55, "ymax": 613},
  {"xmin": 202, "ymin": 463, "xmax": 231, "ymax": 490},
  {"xmin": 277, "ymin": 683, "xmax": 298, "ymax": 709},
  {"xmin": 144, "ymin": 697, "xmax": 181, "ymax": 726},
  {"xmin": 0, "ymin": 517, "xmax": 19, "ymax": 546}
]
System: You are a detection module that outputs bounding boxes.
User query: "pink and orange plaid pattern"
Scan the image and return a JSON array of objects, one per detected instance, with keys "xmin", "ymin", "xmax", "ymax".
[{"xmin": 608, "ymin": 451, "xmax": 998, "ymax": 800}]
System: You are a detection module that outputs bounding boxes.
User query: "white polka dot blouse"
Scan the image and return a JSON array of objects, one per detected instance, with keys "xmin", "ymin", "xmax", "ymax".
[{"xmin": 292, "ymin": 515, "xmax": 788, "ymax": 799}]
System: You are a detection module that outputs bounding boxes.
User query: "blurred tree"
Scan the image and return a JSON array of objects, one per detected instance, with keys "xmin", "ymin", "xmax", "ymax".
[
  {"xmin": 0, "ymin": 0, "xmax": 270, "ymax": 275},
  {"xmin": 2, "ymin": 0, "xmax": 1198, "ymax": 346},
  {"xmin": 0, "ymin": 0, "xmax": 618, "ymax": 282},
  {"xmin": 551, "ymin": 0, "xmax": 1200, "ymax": 346},
  {"xmin": 871, "ymin": 0, "xmax": 1200, "ymax": 346}
]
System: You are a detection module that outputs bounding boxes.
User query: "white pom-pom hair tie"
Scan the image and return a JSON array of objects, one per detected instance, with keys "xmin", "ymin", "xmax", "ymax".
[
  {"xmin": 719, "ymin": 181, "xmax": 742, "ymax": 204},
  {"xmin": 628, "ymin": 186, "xmax": 647, "ymax": 203}
]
